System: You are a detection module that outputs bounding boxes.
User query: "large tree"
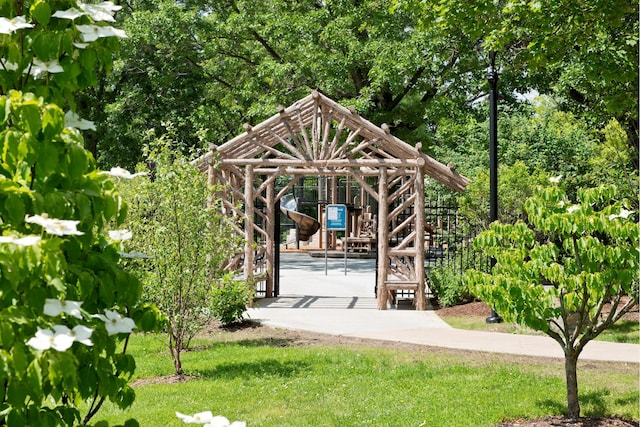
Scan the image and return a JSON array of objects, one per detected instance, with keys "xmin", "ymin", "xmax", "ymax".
[
  {"xmin": 85, "ymin": 0, "xmax": 508, "ymax": 168},
  {"xmin": 416, "ymin": 0, "xmax": 639, "ymax": 163}
]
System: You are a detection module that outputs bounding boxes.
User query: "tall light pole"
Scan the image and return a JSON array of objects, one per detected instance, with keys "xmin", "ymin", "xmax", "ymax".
[{"xmin": 486, "ymin": 54, "xmax": 503, "ymax": 324}]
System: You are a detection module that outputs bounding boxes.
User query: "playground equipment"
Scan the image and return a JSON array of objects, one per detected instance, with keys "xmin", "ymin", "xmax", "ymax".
[{"xmin": 279, "ymin": 194, "xmax": 320, "ymax": 241}]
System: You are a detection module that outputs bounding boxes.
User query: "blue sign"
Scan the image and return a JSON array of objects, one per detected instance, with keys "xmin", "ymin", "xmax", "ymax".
[{"xmin": 326, "ymin": 204, "xmax": 347, "ymax": 230}]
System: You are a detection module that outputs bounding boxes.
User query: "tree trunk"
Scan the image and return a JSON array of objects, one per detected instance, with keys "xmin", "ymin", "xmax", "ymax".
[
  {"xmin": 169, "ymin": 331, "xmax": 184, "ymax": 375},
  {"xmin": 565, "ymin": 350, "xmax": 580, "ymax": 419}
]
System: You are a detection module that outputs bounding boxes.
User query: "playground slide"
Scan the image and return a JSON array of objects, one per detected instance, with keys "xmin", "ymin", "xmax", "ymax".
[{"xmin": 280, "ymin": 194, "xmax": 321, "ymax": 241}]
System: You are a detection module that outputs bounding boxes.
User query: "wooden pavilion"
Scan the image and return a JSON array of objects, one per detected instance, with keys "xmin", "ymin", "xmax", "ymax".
[{"xmin": 194, "ymin": 91, "xmax": 468, "ymax": 310}]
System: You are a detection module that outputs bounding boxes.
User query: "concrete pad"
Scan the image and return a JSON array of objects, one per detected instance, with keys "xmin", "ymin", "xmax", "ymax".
[{"xmin": 248, "ymin": 252, "xmax": 640, "ymax": 364}]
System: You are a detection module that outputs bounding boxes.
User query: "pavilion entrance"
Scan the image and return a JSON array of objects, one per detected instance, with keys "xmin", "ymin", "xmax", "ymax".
[{"xmin": 194, "ymin": 91, "xmax": 467, "ymax": 310}]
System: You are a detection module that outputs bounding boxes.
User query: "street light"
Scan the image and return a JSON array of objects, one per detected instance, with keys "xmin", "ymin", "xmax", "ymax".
[{"xmin": 486, "ymin": 57, "xmax": 503, "ymax": 324}]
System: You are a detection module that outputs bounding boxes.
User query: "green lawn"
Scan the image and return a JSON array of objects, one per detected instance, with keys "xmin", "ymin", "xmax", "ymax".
[
  {"xmin": 441, "ymin": 317, "xmax": 640, "ymax": 344},
  {"xmin": 92, "ymin": 330, "xmax": 639, "ymax": 427}
]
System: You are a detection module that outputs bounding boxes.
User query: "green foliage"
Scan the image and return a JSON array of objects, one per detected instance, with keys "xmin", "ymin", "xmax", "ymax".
[
  {"xmin": 210, "ymin": 275, "xmax": 253, "ymax": 326},
  {"xmin": 0, "ymin": 0, "xmax": 123, "ymax": 110},
  {"xmin": 0, "ymin": 2, "xmax": 159, "ymax": 424},
  {"xmin": 429, "ymin": 260, "xmax": 473, "ymax": 307},
  {"xmin": 458, "ymin": 161, "xmax": 548, "ymax": 230},
  {"xmin": 464, "ymin": 183, "xmax": 639, "ymax": 417},
  {"xmin": 119, "ymin": 139, "xmax": 243, "ymax": 374},
  {"xmin": 0, "ymin": 91, "xmax": 159, "ymax": 425}
]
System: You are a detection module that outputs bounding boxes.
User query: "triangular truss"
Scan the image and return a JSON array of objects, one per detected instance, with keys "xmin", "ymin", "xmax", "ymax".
[{"xmin": 195, "ymin": 91, "xmax": 468, "ymax": 310}]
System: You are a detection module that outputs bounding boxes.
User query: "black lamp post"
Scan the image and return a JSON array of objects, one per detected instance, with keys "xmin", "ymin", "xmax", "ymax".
[{"xmin": 486, "ymin": 58, "xmax": 503, "ymax": 324}]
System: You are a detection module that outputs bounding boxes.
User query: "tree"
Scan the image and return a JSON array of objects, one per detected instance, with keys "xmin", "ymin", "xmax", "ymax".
[
  {"xmin": 0, "ymin": 1, "xmax": 159, "ymax": 424},
  {"xmin": 418, "ymin": 0, "xmax": 639, "ymax": 163},
  {"xmin": 119, "ymin": 139, "xmax": 244, "ymax": 375},
  {"xmin": 464, "ymin": 184, "xmax": 638, "ymax": 418},
  {"xmin": 85, "ymin": 0, "xmax": 503, "ymax": 168}
]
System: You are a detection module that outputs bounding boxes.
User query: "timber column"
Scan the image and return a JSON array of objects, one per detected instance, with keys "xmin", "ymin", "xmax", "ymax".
[
  {"xmin": 243, "ymin": 165, "xmax": 255, "ymax": 285},
  {"xmin": 376, "ymin": 166, "xmax": 389, "ymax": 310}
]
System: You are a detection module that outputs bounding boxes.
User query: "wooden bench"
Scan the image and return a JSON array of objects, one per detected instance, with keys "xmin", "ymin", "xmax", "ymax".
[{"xmin": 344, "ymin": 237, "xmax": 376, "ymax": 252}]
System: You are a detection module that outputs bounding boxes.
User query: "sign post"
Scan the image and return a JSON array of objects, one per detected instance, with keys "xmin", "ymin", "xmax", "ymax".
[{"xmin": 325, "ymin": 204, "xmax": 347, "ymax": 275}]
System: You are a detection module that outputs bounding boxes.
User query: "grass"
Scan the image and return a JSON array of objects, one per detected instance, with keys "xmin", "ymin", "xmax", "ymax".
[
  {"xmin": 442, "ymin": 317, "xmax": 640, "ymax": 344},
  {"xmin": 91, "ymin": 330, "xmax": 639, "ymax": 427}
]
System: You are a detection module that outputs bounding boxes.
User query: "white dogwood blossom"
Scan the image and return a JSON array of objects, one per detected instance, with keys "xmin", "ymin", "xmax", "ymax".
[
  {"xmin": 25, "ymin": 214, "xmax": 84, "ymax": 236},
  {"xmin": 27, "ymin": 327, "xmax": 75, "ymax": 352},
  {"xmin": 549, "ymin": 175, "xmax": 562, "ymax": 183},
  {"xmin": 78, "ymin": 1, "xmax": 122, "ymax": 22},
  {"xmin": 109, "ymin": 229, "xmax": 133, "ymax": 242},
  {"xmin": 94, "ymin": 310, "xmax": 136, "ymax": 335},
  {"xmin": 609, "ymin": 208, "xmax": 633, "ymax": 220},
  {"xmin": 176, "ymin": 412, "xmax": 246, "ymax": 427},
  {"xmin": 0, "ymin": 59, "xmax": 19, "ymax": 71},
  {"xmin": 0, "ymin": 235, "xmax": 41, "ymax": 246},
  {"xmin": 0, "ymin": 16, "xmax": 33, "ymax": 34},
  {"xmin": 567, "ymin": 205, "xmax": 580, "ymax": 214},
  {"xmin": 176, "ymin": 411, "xmax": 214, "ymax": 424},
  {"xmin": 44, "ymin": 299, "xmax": 83, "ymax": 319},
  {"xmin": 52, "ymin": 7, "xmax": 85, "ymax": 20},
  {"xmin": 76, "ymin": 24, "xmax": 126, "ymax": 42},
  {"xmin": 205, "ymin": 416, "xmax": 246, "ymax": 427},
  {"xmin": 101, "ymin": 167, "xmax": 147, "ymax": 179},
  {"xmin": 28, "ymin": 58, "xmax": 64, "ymax": 77},
  {"xmin": 65, "ymin": 110, "xmax": 96, "ymax": 130},
  {"xmin": 55, "ymin": 324, "xmax": 93, "ymax": 346}
]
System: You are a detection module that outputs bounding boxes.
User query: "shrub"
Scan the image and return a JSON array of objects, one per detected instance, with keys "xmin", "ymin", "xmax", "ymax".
[
  {"xmin": 429, "ymin": 260, "xmax": 473, "ymax": 307},
  {"xmin": 211, "ymin": 275, "xmax": 253, "ymax": 326}
]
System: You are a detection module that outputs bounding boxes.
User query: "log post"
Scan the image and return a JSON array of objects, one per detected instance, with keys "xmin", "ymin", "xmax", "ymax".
[
  {"xmin": 377, "ymin": 167, "xmax": 389, "ymax": 310},
  {"xmin": 415, "ymin": 167, "xmax": 426, "ymax": 310},
  {"xmin": 244, "ymin": 166, "xmax": 255, "ymax": 288},
  {"xmin": 266, "ymin": 180, "xmax": 275, "ymax": 297}
]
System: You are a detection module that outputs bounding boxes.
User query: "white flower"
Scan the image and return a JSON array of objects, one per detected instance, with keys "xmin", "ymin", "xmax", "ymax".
[
  {"xmin": 27, "ymin": 327, "xmax": 75, "ymax": 352},
  {"xmin": 65, "ymin": 110, "xmax": 96, "ymax": 130},
  {"xmin": 0, "ymin": 16, "xmax": 33, "ymax": 34},
  {"xmin": 28, "ymin": 58, "xmax": 64, "ymax": 77},
  {"xmin": 101, "ymin": 167, "xmax": 147, "ymax": 179},
  {"xmin": 94, "ymin": 309, "xmax": 136, "ymax": 335},
  {"xmin": 109, "ymin": 229, "xmax": 133, "ymax": 242},
  {"xmin": 205, "ymin": 417, "xmax": 246, "ymax": 427},
  {"xmin": 549, "ymin": 175, "xmax": 562, "ymax": 183},
  {"xmin": 176, "ymin": 411, "xmax": 214, "ymax": 424},
  {"xmin": 78, "ymin": 1, "xmax": 122, "ymax": 22},
  {"xmin": 0, "ymin": 59, "xmax": 19, "ymax": 71},
  {"xmin": 0, "ymin": 235, "xmax": 41, "ymax": 246},
  {"xmin": 73, "ymin": 42, "xmax": 90, "ymax": 49},
  {"xmin": 43, "ymin": 299, "xmax": 83, "ymax": 319},
  {"xmin": 567, "ymin": 205, "xmax": 580, "ymax": 214},
  {"xmin": 25, "ymin": 214, "xmax": 84, "ymax": 236},
  {"xmin": 77, "ymin": 24, "xmax": 127, "ymax": 42},
  {"xmin": 52, "ymin": 7, "xmax": 86, "ymax": 20},
  {"xmin": 609, "ymin": 208, "xmax": 633, "ymax": 220},
  {"xmin": 55, "ymin": 324, "xmax": 93, "ymax": 346}
]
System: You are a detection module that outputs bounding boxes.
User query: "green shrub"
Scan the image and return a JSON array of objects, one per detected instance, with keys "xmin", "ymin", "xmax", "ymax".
[
  {"xmin": 429, "ymin": 261, "xmax": 473, "ymax": 307},
  {"xmin": 211, "ymin": 275, "xmax": 253, "ymax": 326}
]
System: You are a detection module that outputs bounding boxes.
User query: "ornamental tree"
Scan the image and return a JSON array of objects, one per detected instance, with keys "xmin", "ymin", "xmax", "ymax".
[
  {"xmin": 0, "ymin": 1, "xmax": 159, "ymax": 425},
  {"xmin": 118, "ymin": 139, "xmax": 244, "ymax": 375},
  {"xmin": 464, "ymin": 184, "xmax": 638, "ymax": 419}
]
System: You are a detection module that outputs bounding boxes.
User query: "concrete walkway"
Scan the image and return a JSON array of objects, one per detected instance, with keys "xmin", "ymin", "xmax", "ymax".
[{"xmin": 247, "ymin": 253, "xmax": 640, "ymax": 364}]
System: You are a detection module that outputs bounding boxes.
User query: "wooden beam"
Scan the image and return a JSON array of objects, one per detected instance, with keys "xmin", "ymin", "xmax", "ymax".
[
  {"xmin": 243, "ymin": 166, "xmax": 255, "ymax": 284},
  {"xmin": 377, "ymin": 166, "xmax": 389, "ymax": 310},
  {"xmin": 415, "ymin": 166, "xmax": 426, "ymax": 310},
  {"xmin": 348, "ymin": 172, "xmax": 379, "ymax": 201},
  {"xmin": 219, "ymin": 158, "xmax": 424, "ymax": 168}
]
